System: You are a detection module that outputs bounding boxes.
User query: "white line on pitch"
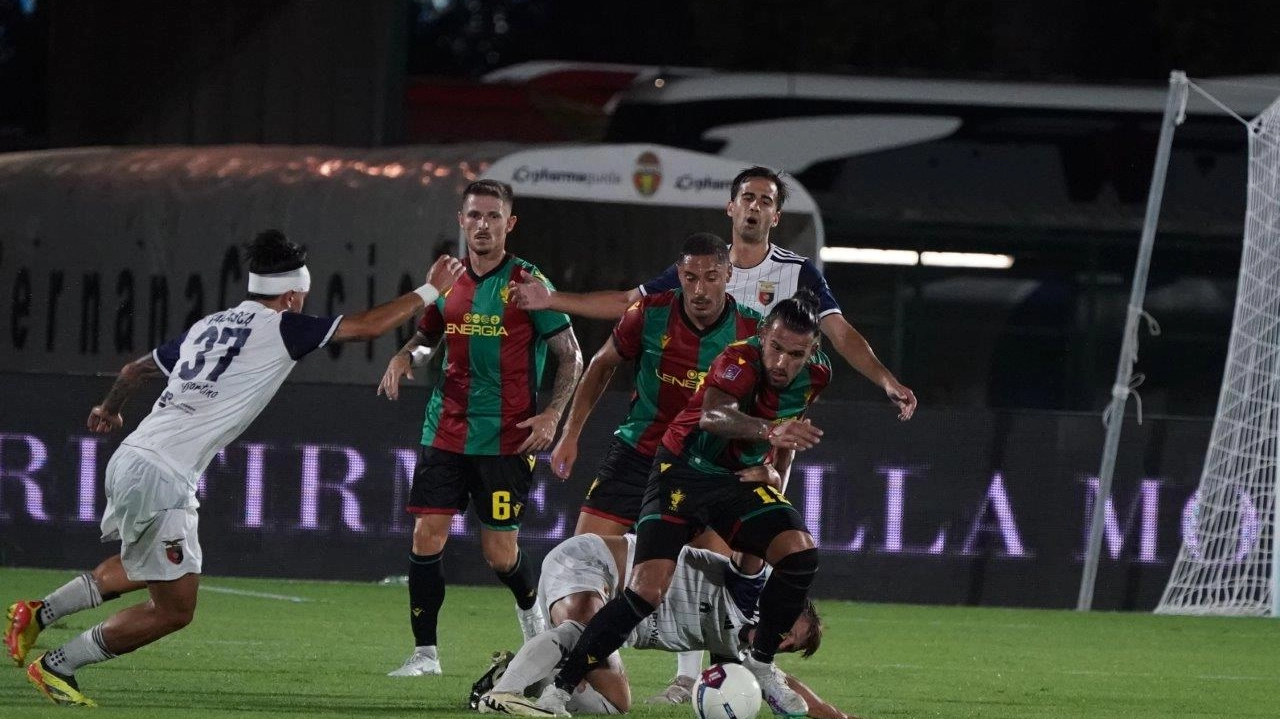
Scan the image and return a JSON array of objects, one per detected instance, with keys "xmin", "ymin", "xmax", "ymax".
[{"xmin": 201, "ymin": 585, "xmax": 310, "ymax": 603}]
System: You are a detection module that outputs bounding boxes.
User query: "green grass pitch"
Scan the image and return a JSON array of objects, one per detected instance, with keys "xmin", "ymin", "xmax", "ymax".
[{"xmin": 1, "ymin": 567, "xmax": 1276, "ymax": 718}]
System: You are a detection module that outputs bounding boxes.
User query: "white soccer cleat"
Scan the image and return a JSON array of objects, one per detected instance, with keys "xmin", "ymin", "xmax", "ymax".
[
  {"xmin": 741, "ymin": 654, "xmax": 808, "ymax": 718},
  {"xmin": 387, "ymin": 647, "xmax": 442, "ymax": 676},
  {"xmin": 516, "ymin": 604, "xmax": 547, "ymax": 642},
  {"xmin": 533, "ymin": 684, "xmax": 572, "ymax": 717}
]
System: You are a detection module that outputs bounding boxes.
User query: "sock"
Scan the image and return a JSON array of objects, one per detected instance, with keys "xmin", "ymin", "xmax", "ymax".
[
  {"xmin": 496, "ymin": 550, "xmax": 538, "ymax": 611},
  {"xmin": 494, "ymin": 621, "xmax": 584, "ymax": 694},
  {"xmin": 675, "ymin": 650, "xmax": 702, "ymax": 680},
  {"xmin": 44, "ymin": 623, "xmax": 115, "ymax": 676},
  {"xmin": 751, "ymin": 548, "xmax": 818, "ymax": 663},
  {"xmin": 38, "ymin": 573, "xmax": 104, "ymax": 629},
  {"xmin": 571, "ymin": 681, "xmax": 623, "ymax": 715},
  {"xmin": 408, "ymin": 551, "xmax": 445, "ymax": 647},
  {"xmin": 554, "ymin": 588, "xmax": 654, "ymax": 691}
]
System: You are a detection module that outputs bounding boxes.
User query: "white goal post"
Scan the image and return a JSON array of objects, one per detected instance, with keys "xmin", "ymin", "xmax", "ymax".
[{"xmin": 1078, "ymin": 71, "xmax": 1280, "ymax": 616}]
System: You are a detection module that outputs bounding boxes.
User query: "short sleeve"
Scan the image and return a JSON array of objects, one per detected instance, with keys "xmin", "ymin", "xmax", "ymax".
[
  {"xmin": 798, "ymin": 260, "xmax": 842, "ymax": 318},
  {"xmin": 638, "ymin": 264, "xmax": 679, "ymax": 296},
  {"xmin": 280, "ymin": 313, "xmax": 342, "ymax": 360},
  {"xmin": 610, "ymin": 300, "xmax": 647, "ymax": 360},
  {"xmin": 416, "ymin": 302, "xmax": 444, "ymax": 336},
  {"xmin": 704, "ymin": 344, "xmax": 759, "ymax": 401},
  {"xmin": 520, "ymin": 265, "xmax": 572, "ymax": 338},
  {"xmin": 151, "ymin": 332, "xmax": 188, "ymax": 376}
]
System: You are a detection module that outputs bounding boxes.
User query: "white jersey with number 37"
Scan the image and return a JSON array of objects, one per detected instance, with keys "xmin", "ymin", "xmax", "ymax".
[{"xmin": 121, "ymin": 300, "xmax": 340, "ymax": 479}]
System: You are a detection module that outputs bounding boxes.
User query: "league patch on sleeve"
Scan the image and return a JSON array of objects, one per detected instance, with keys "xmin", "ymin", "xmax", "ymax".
[{"xmin": 721, "ymin": 364, "xmax": 741, "ymax": 381}]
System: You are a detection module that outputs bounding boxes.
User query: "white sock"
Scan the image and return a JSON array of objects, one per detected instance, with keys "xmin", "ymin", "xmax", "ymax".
[
  {"xmin": 44, "ymin": 623, "xmax": 114, "ymax": 676},
  {"xmin": 675, "ymin": 650, "xmax": 702, "ymax": 680},
  {"xmin": 39, "ymin": 573, "xmax": 103, "ymax": 627},
  {"xmin": 493, "ymin": 621, "xmax": 584, "ymax": 693}
]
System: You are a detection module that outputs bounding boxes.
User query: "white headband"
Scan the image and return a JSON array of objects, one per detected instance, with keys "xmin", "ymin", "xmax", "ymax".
[{"xmin": 248, "ymin": 266, "xmax": 311, "ymax": 295}]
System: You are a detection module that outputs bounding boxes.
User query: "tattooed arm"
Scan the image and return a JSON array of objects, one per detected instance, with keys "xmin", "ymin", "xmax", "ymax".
[
  {"xmin": 87, "ymin": 355, "xmax": 165, "ymax": 433},
  {"xmin": 515, "ymin": 327, "xmax": 584, "ymax": 454}
]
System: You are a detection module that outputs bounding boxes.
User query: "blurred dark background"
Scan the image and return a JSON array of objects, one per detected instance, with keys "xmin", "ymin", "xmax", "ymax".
[{"xmin": 3, "ymin": 0, "xmax": 1279, "ymax": 415}]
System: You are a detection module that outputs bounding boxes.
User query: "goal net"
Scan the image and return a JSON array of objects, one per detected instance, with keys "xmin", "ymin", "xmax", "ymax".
[{"xmin": 1155, "ymin": 90, "xmax": 1280, "ymax": 617}]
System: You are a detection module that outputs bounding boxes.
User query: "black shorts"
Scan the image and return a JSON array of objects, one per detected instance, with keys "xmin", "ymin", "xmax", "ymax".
[
  {"xmin": 579, "ymin": 439, "xmax": 652, "ymax": 527},
  {"xmin": 634, "ymin": 447, "xmax": 808, "ymax": 563},
  {"xmin": 407, "ymin": 446, "xmax": 535, "ymax": 530}
]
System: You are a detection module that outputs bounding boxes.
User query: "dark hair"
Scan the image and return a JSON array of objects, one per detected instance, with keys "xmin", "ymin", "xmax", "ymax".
[
  {"xmin": 796, "ymin": 600, "xmax": 823, "ymax": 659},
  {"xmin": 463, "ymin": 179, "xmax": 515, "ymax": 208},
  {"xmin": 678, "ymin": 232, "xmax": 730, "ymax": 265},
  {"xmin": 764, "ymin": 287, "xmax": 821, "ymax": 337},
  {"xmin": 244, "ymin": 229, "xmax": 306, "ymax": 300},
  {"xmin": 730, "ymin": 166, "xmax": 788, "ymax": 211}
]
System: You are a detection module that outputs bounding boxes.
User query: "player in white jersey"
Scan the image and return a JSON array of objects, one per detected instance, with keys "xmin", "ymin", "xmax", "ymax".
[
  {"xmin": 506, "ymin": 166, "xmax": 915, "ymax": 701},
  {"xmin": 474, "ymin": 534, "xmax": 856, "ymax": 719},
  {"xmin": 7, "ymin": 230, "xmax": 464, "ymax": 708}
]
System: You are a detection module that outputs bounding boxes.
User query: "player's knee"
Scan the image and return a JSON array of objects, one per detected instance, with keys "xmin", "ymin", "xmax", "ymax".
[{"xmin": 773, "ymin": 547, "xmax": 819, "ymax": 588}]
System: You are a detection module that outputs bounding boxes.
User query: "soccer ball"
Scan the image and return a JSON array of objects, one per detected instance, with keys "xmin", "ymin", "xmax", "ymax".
[{"xmin": 692, "ymin": 663, "xmax": 762, "ymax": 719}]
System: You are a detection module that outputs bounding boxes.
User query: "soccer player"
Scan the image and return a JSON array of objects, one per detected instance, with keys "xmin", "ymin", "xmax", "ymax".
[
  {"xmin": 553, "ymin": 231, "xmax": 764, "ymax": 534},
  {"xmin": 550, "ymin": 232, "xmax": 766, "ymax": 703},
  {"xmin": 508, "ymin": 165, "xmax": 916, "ymax": 424},
  {"xmin": 5, "ymin": 229, "xmax": 465, "ymax": 707},
  {"xmin": 475, "ymin": 533, "xmax": 858, "ymax": 719},
  {"xmin": 378, "ymin": 180, "xmax": 584, "ymax": 677},
  {"xmin": 533, "ymin": 290, "xmax": 832, "ymax": 718}
]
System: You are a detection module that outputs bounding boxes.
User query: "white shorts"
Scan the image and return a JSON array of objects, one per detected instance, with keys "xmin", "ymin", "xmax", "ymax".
[
  {"xmin": 536, "ymin": 534, "xmax": 623, "ymax": 622},
  {"xmin": 100, "ymin": 445, "xmax": 203, "ymax": 582}
]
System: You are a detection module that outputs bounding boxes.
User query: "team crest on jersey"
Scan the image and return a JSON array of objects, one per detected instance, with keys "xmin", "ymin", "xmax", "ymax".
[
  {"xmin": 163, "ymin": 539, "xmax": 184, "ymax": 565},
  {"xmin": 499, "ymin": 284, "xmax": 512, "ymax": 304},
  {"xmin": 757, "ymin": 280, "xmax": 778, "ymax": 306},
  {"xmin": 668, "ymin": 488, "xmax": 686, "ymax": 512}
]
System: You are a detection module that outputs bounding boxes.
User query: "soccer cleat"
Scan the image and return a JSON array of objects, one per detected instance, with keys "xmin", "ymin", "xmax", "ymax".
[
  {"xmin": 516, "ymin": 605, "xmax": 547, "ymax": 642},
  {"xmin": 387, "ymin": 647, "xmax": 442, "ymax": 676},
  {"xmin": 469, "ymin": 650, "xmax": 515, "ymax": 710},
  {"xmin": 645, "ymin": 674, "xmax": 695, "ymax": 704},
  {"xmin": 27, "ymin": 654, "xmax": 97, "ymax": 707},
  {"xmin": 532, "ymin": 684, "xmax": 572, "ymax": 718},
  {"xmin": 742, "ymin": 654, "xmax": 808, "ymax": 718},
  {"xmin": 5, "ymin": 600, "xmax": 44, "ymax": 666},
  {"xmin": 479, "ymin": 690, "xmax": 560, "ymax": 716}
]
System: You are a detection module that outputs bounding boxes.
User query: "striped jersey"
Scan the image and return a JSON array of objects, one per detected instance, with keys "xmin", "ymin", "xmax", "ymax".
[
  {"xmin": 416, "ymin": 254, "xmax": 572, "ymax": 455},
  {"xmin": 662, "ymin": 335, "xmax": 831, "ymax": 474},
  {"xmin": 125, "ymin": 301, "xmax": 340, "ymax": 479},
  {"xmin": 610, "ymin": 290, "xmax": 761, "ymax": 456},
  {"xmin": 639, "ymin": 243, "xmax": 840, "ymax": 319},
  {"xmin": 628, "ymin": 539, "xmax": 763, "ymax": 657}
]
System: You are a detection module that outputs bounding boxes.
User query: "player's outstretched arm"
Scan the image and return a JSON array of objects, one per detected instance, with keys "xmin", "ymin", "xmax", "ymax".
[
  {"xmin": 509, "ymin": 274, "xmax": 640, "ymax": 320},
  {"xmin": 784, "ymin": 673, "xmax": 862, "ymax": 719},
  {"xmin": 699, "ymin": 387, "xmax": 824, "ymax": 450},
  {"xmin": 332, "ymin": 255, "xmax": 464, "ymax": 344},
  {"xmin": 550, "ymin": 337, "xmax": 624, "ymax": 479},
  {"xmin": 516, "ymin": 327, "xmax": 584, "ymax": 454},
  {"xmin": 88, "ymin": 354, "xmax": 165, "ymax": 432},
  {"xmin": 818, "ymin": 313, "xmax": 917, "ymax": 421}
]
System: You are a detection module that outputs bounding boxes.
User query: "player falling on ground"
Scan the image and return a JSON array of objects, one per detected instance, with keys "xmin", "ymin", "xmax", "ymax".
[
  {"xmin": 510, "ymin": 167, "xmax": 913, "ymax": 699},
  {"xmin": 378, "ymin": 179, "xmax": 583, "ymax": 677},
  {"xmin": 4, "ymin": 230, "xmax": 464, "ymax": 707},
  {"xmin": 473, "ymin": 533, "xmax": 858, "ymax": 719},
  {"xmin": 529, "ymin": 290, "xmax": 832, "ymax": 718}
]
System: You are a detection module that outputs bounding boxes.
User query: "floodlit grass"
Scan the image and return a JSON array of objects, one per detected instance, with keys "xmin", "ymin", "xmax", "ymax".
[{"xmin": 1, "ymin": 567, "xmax": 1276, "ymax": 718}]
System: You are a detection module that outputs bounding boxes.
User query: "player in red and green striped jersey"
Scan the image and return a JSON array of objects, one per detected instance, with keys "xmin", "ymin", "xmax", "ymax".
[
  {"xmin": 550, "ymin": 232, "xmax": 762, "ymax": 539},
  {"xmin": 538, "ymin": 289, "xmax": 830, "ymax": 719},
  {"xmin": 377, "ymin": 180, "xmax": 583, "ymax": 678}
]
